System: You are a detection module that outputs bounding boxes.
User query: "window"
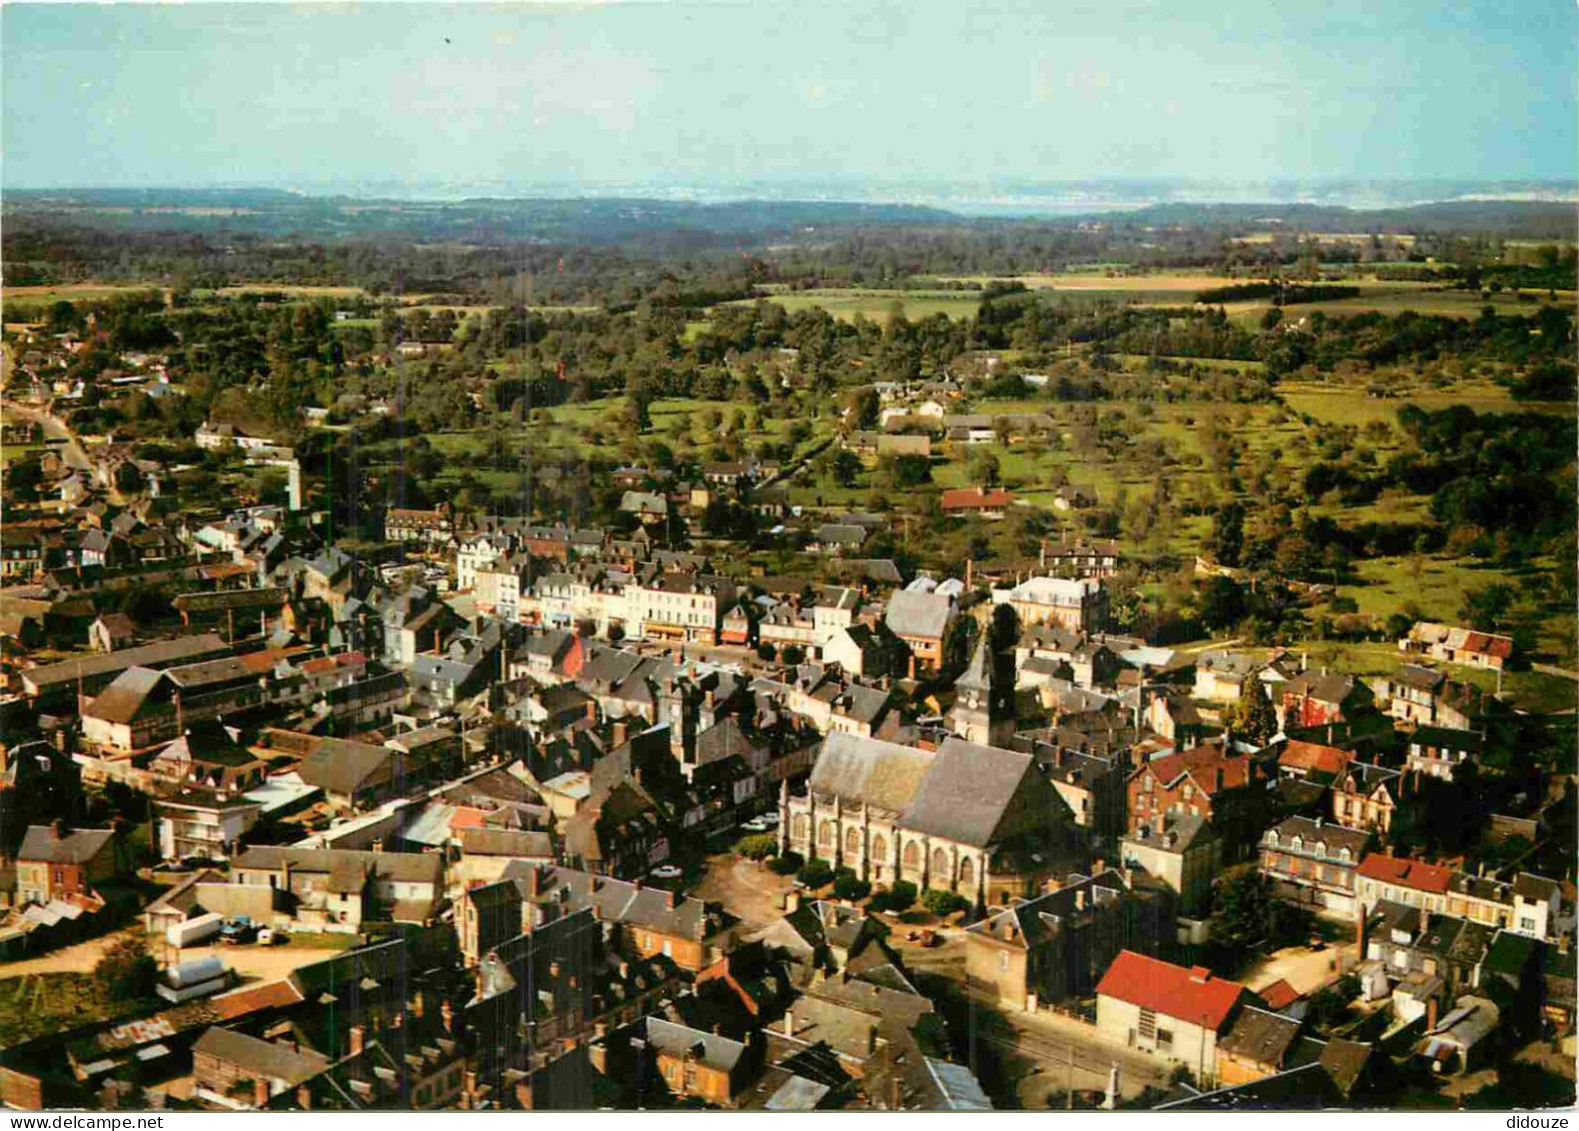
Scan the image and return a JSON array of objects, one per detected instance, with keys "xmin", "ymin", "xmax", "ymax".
[
  {"xmin": 932, "ymin": 848, "xmax": 950, "ymax": 877},
  {"xmin": 845, "ymin": 827, "xmax": 862, "ymax": 856},
  {"xmin": 1156, "ymin": 1028, "xmax": 1173, "ymax": 1051},
  {"xmin": 1520, "ymin": 917, "xmax": 1537, "ymax": 932},
  {"xmin": 1138, "ymin": 1007, "xmax": 1157, "ymax": 1040},
  {"xmin": 1000, "ymin": 951, "xmax": 1010, "ymax": 972}
]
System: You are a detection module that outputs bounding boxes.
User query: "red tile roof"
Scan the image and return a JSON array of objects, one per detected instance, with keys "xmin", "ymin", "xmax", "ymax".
[
  {"xmin": 1095, "ymin": 950, "xmax": 1246, "ymax": 1032},
  {"xmin": 1278, "ymin": 740, "xmax": 1354, "ymax": 777},
  {"xmin": 1356, "ymin": 853, "xmax": 1453, "ymax": 894},
  {"xmin": 210, "ymin": 978, "xmax": 305, "ymax": 1020},
  {"xmin": 940, "ymin": 487, "xmax": 1016, "ymax": 511},
  {"xmin": 1138, "ymin": 744, "xmax": 1254, "ymax": 794},
  {"xmin": 1257, "ymin": 979, "xmax": 1301, "ymax": 1011}
]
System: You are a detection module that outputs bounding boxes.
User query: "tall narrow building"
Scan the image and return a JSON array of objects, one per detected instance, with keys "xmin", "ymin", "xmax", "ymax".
[{"xmin": 948, "ymin": 637, "xmax": 1013, "ymax": 747}]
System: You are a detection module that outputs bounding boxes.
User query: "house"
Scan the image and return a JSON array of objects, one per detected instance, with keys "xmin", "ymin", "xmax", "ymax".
[
  {"xmin": 1259, "ymin": 815, "xmax": 1372, "ymax": 919},
  {"xmin": 1193, "ymin": 651, "xmax": 1273, "ymax": 704},
  {"xmin": 1355, "ymin": 855, "xmax": 1561, "ymax": 941},
  {"xmin": 1038, "ymin": 539, "xmax": 1122, "ymax": 580},
  {"xmin": 628, "ymin": 573, "xmax": 737, "ymax": 646},
  {"xmin": 634, "ymin": 1016, "xmax": 754, "ymax": 1106},
  {"xmin": 822, "ymin": 623, "xmax": 900, "ymax": 680},
  {"xmin": 1120, "ymin": 813, "xmax": 1221, "ymax": 919},
  {"xmin": 196, "ymin": 421, "xmax": 273, "ymax": 451},
  {"xmin": 154, "ymin": 789, "xmax": 261, "ymax": 862},
  {"xmin": 88, "ymin": 612, "xmax": 138, "ymax": 653},
  {"xmin": 940, "ymin": 486, "xmax": 1015, "ymax": 518},
  {"xmin": 1373, "ymin": 664, "xmax": 1491, "ymax": 730},
  {"xmin": 383, "ymin": 507, "xmax": 453, "ymax": 545},
  {"xmin": 15, "ymin": 823, "xmax": 124, "ymax": 905},
  {"xmin": 993, "ymin": 576, "xmax": 1108, "ymax": 635},
  {"xmin": 294, "ymin": 737, "xmax": 407, "ymax": 810},
  {"xmin": 1278, "ymin": 671, "xmax": 1367, "ymax": 732},
  {"xmin": 964, "ymin": 869, "xmax": 1171, "ymax": 1011},
  {"xmin": 1403, "ymin": 622, "xmax": 1515, "ymax": 672},
  {"xmin": 230, "ymin": 845, "xmax": 445, "ymax": 931},
  {"xmin": 148, "ymin": 723, "xmax": 269, "ymax": 792},
  {"xmin": 1330, "ymin": 761, "xmax": 1406, "ymax": 834},
  {"xmin": 1404, "ymin": 725, "xmax": 1484, "ymax": 782},
  {"xmin": 1214, "ymin": 1006, "xmax": 1306, "ymax": 1088},
  {"xmin": 191, "ymin": 1027, "xmax": 332, "ymax": 1109},
  {"xmin": 1276, "ymin": 739, "xmax": 1354, "ymax": 783},
  {"xmin": 781, "ymin": 732, "xmax": 1078, "ymax": 905},
  {"xmin": 1126, "ymin": 740, "xmax": 1268, "ymax": 860},
  {"xmin": 1095, "ymin": 951, "xmax": 1250, "ymax": 1084},
  {"xmin": 882, "ymin": 590, "xmax": 955, "ymax": 673}
]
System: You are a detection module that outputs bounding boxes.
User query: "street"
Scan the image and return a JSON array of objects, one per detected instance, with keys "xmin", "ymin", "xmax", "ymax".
[{"xmin": 1, "ymin": 399, "xmax": 92, "ymax": 471}]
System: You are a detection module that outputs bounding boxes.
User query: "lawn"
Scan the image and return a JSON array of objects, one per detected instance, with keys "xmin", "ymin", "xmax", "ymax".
[
  {"xmin": 1278, "ymin": 384, "xmax": 1572, "ymax": 427},
  {"xmin": 727, "ymin": 288, "xmax": 982, "ymax": 322},
  {"xmin": 0, "ymin": 973, "xmax": 147, "ymax": 1048}
]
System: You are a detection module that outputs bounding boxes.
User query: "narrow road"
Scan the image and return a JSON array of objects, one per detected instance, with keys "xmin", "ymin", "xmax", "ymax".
[{"xmin": 1, "ymin": 399, "xmax": 92, "ymax": 471}]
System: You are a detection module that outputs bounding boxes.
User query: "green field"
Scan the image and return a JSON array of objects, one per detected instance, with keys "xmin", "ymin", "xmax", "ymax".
[
  {"xmin": 727, "ymin": 288, "xmax": 982, "ymax": 322},
  {"xmin": 1278, "ymin": 383, "xmax": 1572, "ymax": 427}
]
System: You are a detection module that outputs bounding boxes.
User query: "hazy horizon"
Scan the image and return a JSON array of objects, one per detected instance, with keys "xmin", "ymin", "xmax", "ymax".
[{"xmin": 4, "ymin": 1, "xmax": 1576, "ymax": 196}]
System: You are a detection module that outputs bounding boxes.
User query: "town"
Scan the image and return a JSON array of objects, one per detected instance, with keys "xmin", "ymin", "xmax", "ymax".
[
  {"xmin": 0, "ymin": 235, "xmax": 1573, "ymax": 1110},
  {"xmin": 1, "ymin": 1, "xmax": 1576, "ymax": 1116}
]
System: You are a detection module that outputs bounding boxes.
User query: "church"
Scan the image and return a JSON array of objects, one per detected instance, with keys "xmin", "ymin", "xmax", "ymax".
[{"xmin": 779, "ymin": 730, "xmax": 1080, "ymax": 907}]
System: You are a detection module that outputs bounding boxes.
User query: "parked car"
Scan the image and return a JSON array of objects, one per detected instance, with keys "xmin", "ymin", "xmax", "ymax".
[
  {"xmin": 650, "ymin": 864, "xmax": 683, "ymax": 880},
  {"xmin": 219, "ymin": 916, "xmax": 255, "ymax": 944},
  {"xmin": 741, "ymin": 817, "xmax": 771, "ymax": 833}
]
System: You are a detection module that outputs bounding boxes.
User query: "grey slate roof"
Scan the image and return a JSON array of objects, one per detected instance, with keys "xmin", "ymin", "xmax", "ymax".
[
  {"xmin": 17, "ymin": 825, "xmax": 116, "ymax": 865},
  {"xmin": 883, "ymin": 590, "xmax": 953, "ymax": 641},
  {"xmin": 192, "ymin": 1026, "xmax": 330, "ymax": 1085},
  {"xmin": 808, "ymin": 732, "xmax": 935, "ymax": 815},
  {"xmin": 901, "ymin": 737, "xmax": 1034, "ymax": 847},
  {"xmin": 642, "ymin": 1016, "xmax": 746, "ymax": 1071}
]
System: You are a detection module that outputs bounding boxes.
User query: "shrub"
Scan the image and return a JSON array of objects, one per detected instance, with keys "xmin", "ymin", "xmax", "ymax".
[
  {"xmin": 870, "ymin": 880, "xmax": 917, "ymax": 913},
  {"xmin": 735, "ymin": 833, "xmax": 779, "ymax": 861},
  {"xmin": 797, "ymin": 856, "xmax": 834, "ymax": 888},
  {"xmin": 920, "ymin": 889, "xmax": 970, "ymax": 918},
  {"xmin": 831, "ymin": 867, "xmax": 871, "ymax": 901},
  {"xmin": 768, "ymin": 850, "xmax": 803, "ymax": 875},
  {"xmin": 94, "ymin": 934, "xmax": 157, "ymax": 1003}
]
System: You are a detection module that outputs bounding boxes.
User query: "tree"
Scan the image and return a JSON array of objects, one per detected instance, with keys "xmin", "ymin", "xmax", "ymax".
[
  {"xmin": 1209, "ymin": 871, "xmax": 1309, "ymax": 950},
  {"xmin": 1210, "ymin": 501, "xmax": 1245, "ymax": 567},
  {"xmin": 95, "ymin": 934, "xmax": 157, "ymax": 1003},
  {"xmin": 966, "ymin": 448, "xmax": 1001, "ymax": 488},
  {"xmin": 831, "ymin": 449, "xmax": 862, "ymax": 488},
  {"xmin": 1460, "ymin": 582, "xmax": 1515, "ymax": 633},
  {"xmin": 1229, "ymin": 686, "xmax": 1279, "ymax": 744},
  {"xmin": 797, "ymin": 856, "xmax": 834, "ymax": 888},
  {"xmin": 846, "ymin": 387, "xmax": 879, "ymax": 429}
]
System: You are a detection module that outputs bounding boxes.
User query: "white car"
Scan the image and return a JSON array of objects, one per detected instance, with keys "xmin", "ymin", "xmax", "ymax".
[
  {"xmin": 741, "ymin": 817, "xmax": 771, "ymax": 833},
  {"xmin": 650, "ymin": 864, "xmax": 683, "ymax": 880}
]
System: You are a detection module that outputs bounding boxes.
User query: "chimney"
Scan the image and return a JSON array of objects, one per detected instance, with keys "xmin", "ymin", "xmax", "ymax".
[
  {"xmin": 1356, "ymin": 906, "xmax": 1369, "ymax": 952},
  {"xmin": 783, "ymin": 1011, "xmax": 795, "ymax": 1038},
  {"xmin": 1075, "ymin": 889, "xmax": 1087, "ymax": 911},
  {"xmin": 1426, "ymin": 995, "xmax": 1439, "ymax": 1032},
  {"xmin": 1189, "ymin": 966, "xmax": 1210, "ymax": 984},
  {"xmin": 440, "ymin": 998, "xmax": 454, "ymax": 1035},
  {"xmin": 254, "ymin": 1078, "xmax": 270, "ymax": 1108},
  {"xmin": 50, "ymin": 818, "xmax": 68, "ymax": 840},
  {"xmin": 665, "ymin": 889, "xmax": 677, "ymax": 909},
  {"xmin": 348, "ymin": 1024, "xmax": 366, "ymax": 1056}
]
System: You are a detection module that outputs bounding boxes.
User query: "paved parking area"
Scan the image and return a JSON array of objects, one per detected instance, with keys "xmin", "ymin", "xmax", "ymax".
[{"xmin": 692, "ymin": 853, "xmax": 795, "ymax": 933}]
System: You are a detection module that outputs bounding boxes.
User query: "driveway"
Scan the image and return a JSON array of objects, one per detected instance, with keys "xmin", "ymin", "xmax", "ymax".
[
  {"xmin": 0, "ymin": 400, "xmax": 91, "ymax": 471},
  {"xmin": 1239, "ymin": 938, "xmax": 1354, "ymax": 995}
]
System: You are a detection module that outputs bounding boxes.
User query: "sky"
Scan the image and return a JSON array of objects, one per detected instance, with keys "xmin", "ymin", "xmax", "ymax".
[{"xmin": 3, "ymin": 0, "xmax": 1575, "ymax": 195}]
